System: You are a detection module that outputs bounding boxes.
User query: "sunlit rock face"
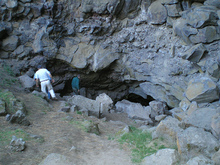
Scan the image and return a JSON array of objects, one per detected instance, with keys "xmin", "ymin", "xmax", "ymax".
[{"xmin": 0, "ymin": 0, "xmax": 220, "ymax": 107}]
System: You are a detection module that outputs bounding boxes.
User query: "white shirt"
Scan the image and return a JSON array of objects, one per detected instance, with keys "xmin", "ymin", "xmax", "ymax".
[{"xmin": 35, "ymin": 68, "xmax": 51, "ymax": 82}]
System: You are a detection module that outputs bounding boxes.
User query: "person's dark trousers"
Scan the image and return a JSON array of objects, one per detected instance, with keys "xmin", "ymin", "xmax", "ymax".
[{"xmin": 72, "ymin": 88, "xmax": 79, "ymax": 95}]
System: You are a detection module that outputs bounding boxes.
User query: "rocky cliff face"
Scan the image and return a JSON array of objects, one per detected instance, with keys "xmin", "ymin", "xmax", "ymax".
[{"xmin": 0, "ymin": 0, "xmax": 220, "ymax": 107}]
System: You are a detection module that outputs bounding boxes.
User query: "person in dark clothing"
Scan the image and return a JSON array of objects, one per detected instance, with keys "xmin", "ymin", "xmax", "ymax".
[{"xmin": 71, "ymin": 74, "xmax": 80, "ymax": 95}]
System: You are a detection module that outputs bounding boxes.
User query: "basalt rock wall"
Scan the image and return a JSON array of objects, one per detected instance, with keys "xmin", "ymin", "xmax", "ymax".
[{"xmin": 0, "ymin": 0, "xmax": 220, "ymax": 107}]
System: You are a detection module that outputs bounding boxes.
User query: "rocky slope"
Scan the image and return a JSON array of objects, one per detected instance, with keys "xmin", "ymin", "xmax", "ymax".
[{"xmin": 0, "ymin": 0, "xmax": 220, "ymax": 107}]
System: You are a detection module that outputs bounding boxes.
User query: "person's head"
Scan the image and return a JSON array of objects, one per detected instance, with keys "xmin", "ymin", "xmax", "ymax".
[
  {"xmin": 37, "ymin": 65, "xmax": 42, "ymax": 69},
  {"xmin": 77, "ymin": 74, "xmax": 80, "ymax": 78}
]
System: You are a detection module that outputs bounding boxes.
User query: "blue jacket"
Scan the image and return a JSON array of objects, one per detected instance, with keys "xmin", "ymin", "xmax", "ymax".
[{"xmin": 71, "ymin": 77, "xmax": 79, "ymax": 90}]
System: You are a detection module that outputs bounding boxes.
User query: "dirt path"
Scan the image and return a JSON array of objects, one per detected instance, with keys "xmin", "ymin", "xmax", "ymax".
[{"xmin": 0, "ymin": 93, "xmax": 136, "ymax": 165}]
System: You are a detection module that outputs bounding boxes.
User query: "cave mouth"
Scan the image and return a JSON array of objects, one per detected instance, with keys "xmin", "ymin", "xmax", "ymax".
[
  {"xmin": 121, "ymin": 93, "xmax": 155, "ymax": 106},
  {"xmin": 60, "ymin": 79, "xmax": 155, "ymax": 107}
]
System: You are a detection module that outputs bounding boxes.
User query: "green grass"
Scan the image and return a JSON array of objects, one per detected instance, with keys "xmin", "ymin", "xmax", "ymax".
[
  {"xmin": 0, "ymin": 128, "xmax": 44, "ymax": 147},
  {"xmin": 117, "ymin": 126, "xmax": 174, "ymax": 163},
  {"xmin": 0, "ymin": 90, "xmax": 17, "ymax": 114},
  {"xmin": 69, "ymin": 119, "xmax": 90, "ymax": 132},
  {"xmin": 3, "ymin": 64, "xmax": 15, "ymax": 76}
]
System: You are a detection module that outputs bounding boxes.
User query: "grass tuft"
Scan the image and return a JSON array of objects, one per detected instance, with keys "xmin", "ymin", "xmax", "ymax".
[{"xmin": 117, "ymin": 126, "xmax": 175, "ymax": 163}]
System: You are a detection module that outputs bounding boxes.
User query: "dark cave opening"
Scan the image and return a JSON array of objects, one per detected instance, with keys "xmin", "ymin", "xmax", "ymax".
[
  {"xmin": 121, "ymin": 93, "xmax": 155, "ymax": 106},
  {"xmin": 60, "ymin": 79, "xmax": 73, "ymax": 97},
  {"xmin": 46, "ymin": 59, "xmax": 156, "ymax": 106}
]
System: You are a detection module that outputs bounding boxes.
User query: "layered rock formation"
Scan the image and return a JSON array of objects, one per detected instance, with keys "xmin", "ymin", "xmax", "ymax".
[{"xmin": 0, "ymin": 0, "xmax": 219, "ymax": 107}]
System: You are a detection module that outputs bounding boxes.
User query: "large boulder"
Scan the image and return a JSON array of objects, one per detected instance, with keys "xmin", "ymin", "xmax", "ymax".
[
  {"xmin": 153, "ymin": 116, "xmax": 183, "ymax": 144},
  {"xmin": 147, "ymin": 1, "xmax": 167, "ymax": 25},
  {"xmin": 2, "ymin": 35, "xmax": 19, "ymax": 51},
  {"xmin": 68, "ymin": 95, "xmax": 100, "ymax": 116},
  {"xmin": 141, "ymin": 148, "xmax": 179, "ymax": 165},
  {"xmin": 189, "ymin": 26, "xmax": 220, "ymax": 44},
  {"xmin": 183, "ymin": 6, "xmax": 218, "ymax": 29},
  {"xmin": 18, "ymin": 74, "xmax": 35, "ymax": 90},
  {"xmin": 185, "ymin": 76, "xmax": 219, "ymax": 103},
  {"xmin": 115, "ymin": 99, "xmax": 152, "ymax": 121},
  {"xmin": 177, "ymin": 127, "xmax": 220, "ymax": 160},
  {"xmin": 173, "ymin": 18, "xmax": 197, "ymax": 44},
  {"xmin": 95, "ymin": 93, "xmax": 113, "ymax": 113},
  {"xmin": 204, "ymin": 0, "xmax": 220, "ymax": 9},
  {"xmin": 183, "ymin": 107, "xmax": 219, "ymax": 133}
]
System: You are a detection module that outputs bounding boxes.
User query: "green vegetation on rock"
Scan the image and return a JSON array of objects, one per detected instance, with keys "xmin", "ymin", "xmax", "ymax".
[{"xmin": 117, "ymin": 126, "xmax": 175, "ymax": 163}]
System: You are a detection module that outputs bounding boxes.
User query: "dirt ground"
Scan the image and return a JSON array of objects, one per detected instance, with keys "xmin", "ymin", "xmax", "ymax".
[{"xmin": 0, "ymin": 90, "xmax": 141, "ymax": 165}]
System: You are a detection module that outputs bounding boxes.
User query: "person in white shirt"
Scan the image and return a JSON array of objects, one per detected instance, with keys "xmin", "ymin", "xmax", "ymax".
[{"xmin": 35, "ymin": 65, "xmax": 57, "ymax": 100}]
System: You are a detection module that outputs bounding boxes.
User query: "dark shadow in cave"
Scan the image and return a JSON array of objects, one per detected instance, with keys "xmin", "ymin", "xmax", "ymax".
[
  {"xmin": 121, "ymin": 93, "xmax": 155, "ymax": 106},
  {"xmin": 60, "ymin": 79, "xmax": 72, "ymax": 97}
]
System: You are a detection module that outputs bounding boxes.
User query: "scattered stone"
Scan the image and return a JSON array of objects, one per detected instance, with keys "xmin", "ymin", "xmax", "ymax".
[
  {"xmin": 10, "ymin": 135, "xmax": 26, "ymax": 152},
  {"xmin": 9, "ymin": 110, "xmax": 31, "ymax": 126}
]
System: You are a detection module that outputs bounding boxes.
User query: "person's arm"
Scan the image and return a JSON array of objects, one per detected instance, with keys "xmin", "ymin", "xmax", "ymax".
[
  {"xmin": 49, "ymin": 73, "xmax": 54, "ymax": 83},
  {"xmin": 76, "ymin": 78, "xmax": 80, "ymax": 91},
  {"xmin": 36, "ymin": 78, "xmax": 39, "ymax": 87}
]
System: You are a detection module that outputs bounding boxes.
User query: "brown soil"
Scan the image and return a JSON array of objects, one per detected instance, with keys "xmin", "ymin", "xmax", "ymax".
[{"xmin": 0, "ymin": 90, "xmax": 140, "ymax": 165}]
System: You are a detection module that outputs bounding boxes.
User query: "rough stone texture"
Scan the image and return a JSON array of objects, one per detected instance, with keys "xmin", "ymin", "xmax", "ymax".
[
  {"xmin": 39, "ymin": 153, "xmax": 74, "ymax": 165},
  {"xmin": 115, "ymin": 99, "xmax": 152, "ymax": 121},
  {"xmin": 141, "ymin": 148, "xmax": 179, "ymax": 165},
  {"xmin": 147, "ymin": 1, "xmax": 167, "ymax": 25},
  {"xmin": 177, "ymin": 127, "xmax": 220, "ymax": 160},
  {"xmin": 185, "ymin": 155, "xmax": 214, "ymax": 165},
  {"xmin": 211, "ymin": 113, "xmax": 220, "ymax": 140},
  {"xmin": 10, "ymin": 135, "xmax": 26, "ymax": 152},
  {"xmin": 184, "ymin": 6, "xmax": 218, "ymax": 29},
  {"xmin": 9, "ymin": 110, "xmax": 31, "ymax": 126},
  {"xmin": 165, "ymin": 3, "xmax": 181, "ymax": 17},
  {"xmin": 149, "ymin": 101, "xmax": 168, "ymax": 117},
  {"xmin": 181, "ymin": 43, "xmax": 207, "ymax": 63},
  {"xmin": 154, "ymin": 116, "xmax": 183, "ymax": 145},
  {"xmin": 212, "ymin": 150, "xmax": 220, "ymax": 165},
  {"xmin": 204, "ymin": 0, "xmax": 220, "ymax": 9},
  {"xmin": 185, "ymin": 76, "xmax": 219, "ymax": 103},
  {"xmin": 189, "ymin": 26, "xmax": 220, "ymax": 44},
  {"xmin": 18, "ymin": 74, "xmax": 35, "ymax": 90},
  {"xmin": 2, "ymin": 35, "xmax": 19, "ymax": 51},
  {"xmin": 68, "ymin": 95, "xmax": 100, "ymax": 115},
  {"xmin": 95, "ymin": 93, "xmax": 113, "ymax": 113},
  {"xmin": 183, "ymin": 107, "xmax": 220, "ymax": 133},
  {"xmin": 179, "ymin": 97, "xmax": 190, "ymax": 111}
]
